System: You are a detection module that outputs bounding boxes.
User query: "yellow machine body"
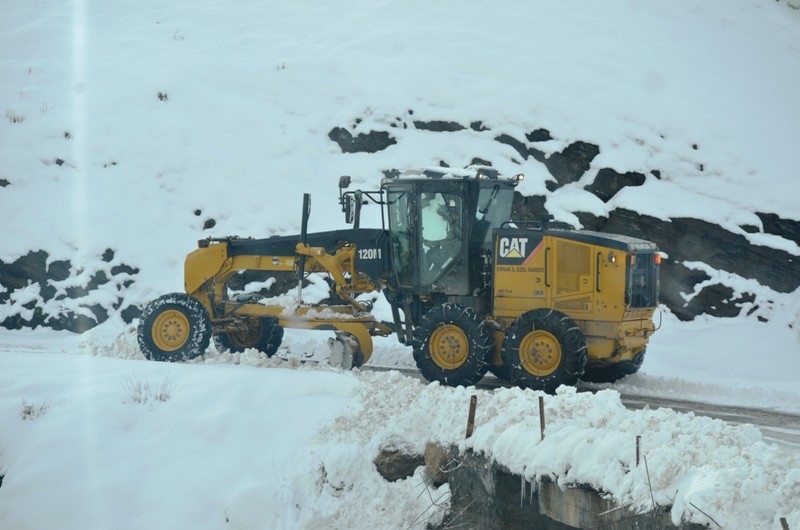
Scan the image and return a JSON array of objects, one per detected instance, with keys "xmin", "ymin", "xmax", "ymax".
[{"xmin": 489, "ymin": 229, "xmax": 658, "ymax": 367}]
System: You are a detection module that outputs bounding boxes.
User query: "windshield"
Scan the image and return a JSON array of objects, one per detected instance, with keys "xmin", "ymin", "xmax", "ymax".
[{"xmin": 473, "ymin": 185, "xmax": 514, "ymax": 246}]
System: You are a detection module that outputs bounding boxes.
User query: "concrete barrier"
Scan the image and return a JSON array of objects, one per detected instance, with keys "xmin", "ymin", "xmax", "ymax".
[{"xmin": 437, "ymin": 446, "xmax": 707, "ymax": 530}]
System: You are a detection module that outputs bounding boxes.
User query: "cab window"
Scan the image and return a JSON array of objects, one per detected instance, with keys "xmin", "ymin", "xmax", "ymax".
[{"xmin": 419, "ymin": 192, "xmax": 462, "ymax": 285}]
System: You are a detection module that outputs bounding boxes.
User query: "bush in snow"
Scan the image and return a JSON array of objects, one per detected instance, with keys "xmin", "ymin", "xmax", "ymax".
[
  {"xmin": 121, "ymin": 373, "xmax": 174, "ymax": 404},
  {"xmin": 20, "ymin": 400, "xmax": 48, "ymax": 420}
]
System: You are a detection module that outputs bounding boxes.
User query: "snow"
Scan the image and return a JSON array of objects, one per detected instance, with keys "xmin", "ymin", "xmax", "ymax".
[{"xmin": 2, "ymin": 0, "xmax": 800, "ymax": 528}]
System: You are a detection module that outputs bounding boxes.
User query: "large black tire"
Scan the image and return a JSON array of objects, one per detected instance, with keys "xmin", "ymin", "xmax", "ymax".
[
  {"xmin": 581, "ymin": 348, "xmax": 646, "ymax": 384},
  {"xmin": 412, "ymin": 303, "xmax": 493, "ymax": 387},
  {"xmin": 502, "ymin": 308, "xmax": 587, "ymax": 393},
  {"xmin": 213, "ymin": 317, "xmax": 284, "ymax": 356},
  {"xmin": 137, "ymin": 293, "xmax": 212, "ymax": 362}
]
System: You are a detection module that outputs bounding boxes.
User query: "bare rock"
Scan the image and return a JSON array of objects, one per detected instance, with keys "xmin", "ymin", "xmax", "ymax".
[
  {"xmin": 328, "ymin": 127, "xmax": 397, "ymax": 154},
  {"xmin": 424, "ymin": 442, "xmax": 454, "ymax": 486},
  {"xmin": 374, "ymin": 448, "xmax": 424, "ymax": 483}
]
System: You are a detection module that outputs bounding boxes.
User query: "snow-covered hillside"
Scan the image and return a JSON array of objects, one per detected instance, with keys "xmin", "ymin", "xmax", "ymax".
[
  {"xmin": 2, "ymin": 0, "xmax": 800, "ymax": 528},
  {"xmin": 2, "ymin": 0, "xmax": 800, "ymax": 318}
]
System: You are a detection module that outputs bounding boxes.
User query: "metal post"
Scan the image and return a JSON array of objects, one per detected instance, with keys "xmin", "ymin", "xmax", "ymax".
[
  {"xmin": 296, "ymin": 193, "xmax": 311, "ymax": 305},
  {"xmin": 636, "ymin": 435, "xmax": 641, "ymax": 467},
  {"xmin": 539, "ymin": 395, "xmax": 545, "ymax": 441},
  {"xmin": 465, "ymin": 395, "xmax": 477, "ymax": 439}
]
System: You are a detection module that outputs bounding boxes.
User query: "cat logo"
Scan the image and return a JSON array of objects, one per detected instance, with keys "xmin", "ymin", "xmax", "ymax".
[{"xmin": 499, "ymin": 237, "xmax": 528, "ymax": 259}]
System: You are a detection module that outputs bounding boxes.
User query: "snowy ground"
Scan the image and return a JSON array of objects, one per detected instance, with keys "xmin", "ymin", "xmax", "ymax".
[
  {"xmin": 2, "ymin": 0, "xmax": 800, "ymax": 528},
  {"xmin": 1, "ymin": 323, "xmax": 799, "ymax": 530}
]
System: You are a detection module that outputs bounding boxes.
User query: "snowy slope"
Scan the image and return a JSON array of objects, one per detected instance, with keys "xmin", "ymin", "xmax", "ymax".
[{"xmin": 2, "ymin": 0, "xmax": 800, "ymax": 528}]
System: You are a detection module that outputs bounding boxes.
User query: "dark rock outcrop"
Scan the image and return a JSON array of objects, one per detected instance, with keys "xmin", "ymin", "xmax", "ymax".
[
  {"xmin": 526, "ymin": 128, "xmax": 553, "ymax": 142},
  {"xmin": 413, "ymin": 120, "xmax": 466, "ymax": 132},
  {"xmin": 328, "ymin": 127, "xmax": 397, "ymax": 153},
  {"xmin": 495, "ymin": 133, "xmax": 536, "ymax": 161},
  {"xmin": 0, "ymin": 249, "xmax": 140, "ymax": 332},
  {"xmin": 584, "ymin": 168, "xmax": 647, "ymax": 202},
  {"xmin": 757, "ymin": 212, "xmax": 800, "ymax": 245},
  {"xmin": 544, "ymin": 141, "xmax": 600, "ymax": 191}
]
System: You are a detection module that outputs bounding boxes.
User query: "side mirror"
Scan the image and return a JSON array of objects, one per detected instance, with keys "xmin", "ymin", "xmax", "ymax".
[{"xmin": 339, "ymin": 176, "xmax": 354, "ymax": 223}]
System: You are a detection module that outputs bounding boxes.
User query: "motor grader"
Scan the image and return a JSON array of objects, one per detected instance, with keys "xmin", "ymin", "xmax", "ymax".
[{"xmin": 137, "ymin": 171, "xmax": 661, "ymax": 392}]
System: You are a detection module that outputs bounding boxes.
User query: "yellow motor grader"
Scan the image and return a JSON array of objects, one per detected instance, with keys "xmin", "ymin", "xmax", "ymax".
[{"xmin": 137, "ymin": 171, "xmax": 660, "ymax": 392}]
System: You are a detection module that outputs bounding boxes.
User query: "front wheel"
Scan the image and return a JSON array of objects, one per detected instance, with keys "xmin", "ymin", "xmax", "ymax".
[
  {"xmin": 502, "ymin": 308, "xmax": 587, "ymax": 393},
  {"xmin": 137, "ymin": 293, "xmax": 212, "ymax": 362},
  {"xmin": 412, "ymin": 304, "xmax": 493, "ymax": 387}
]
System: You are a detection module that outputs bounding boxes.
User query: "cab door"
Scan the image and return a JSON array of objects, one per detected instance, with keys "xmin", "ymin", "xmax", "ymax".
[
  {"xmin": 385, "ymin": 185, "xmax": 470, "ymax": 294},
  {"xmin": 418, "ymin": 190, "xmax": 466, "ymax": 289}
]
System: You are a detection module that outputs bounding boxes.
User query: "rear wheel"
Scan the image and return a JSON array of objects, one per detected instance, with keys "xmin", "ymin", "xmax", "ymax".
[
  {"xmin": 502, "ymin": 309, "xmax": 587, "ymax": 393},
  {"xmin": 213, "ymin": 317, "xmax": 284, "ymax": 356},
  {"xmin": 581, "ymin": 348, "xmax": 646, "ymax": 384},
  {"xmin": 412, "ymin": 304, "xmax": 492, "ymax": 387},
  {"xmin": 137, "ymin": 293, "xmax": 212, "ymax": 362}
]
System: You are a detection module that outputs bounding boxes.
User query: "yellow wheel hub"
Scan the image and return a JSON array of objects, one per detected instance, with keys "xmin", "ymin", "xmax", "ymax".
[
  {"xmin": 518, "ymin": 330, "xmax": 561, "ymax": 376},
  {"xmin": 429, "ymin": 324, "xmax": 469, "ymax": 369},
  {"xmin": 152, "ymin": 310, "xmax": 190, "ymax": 352}
]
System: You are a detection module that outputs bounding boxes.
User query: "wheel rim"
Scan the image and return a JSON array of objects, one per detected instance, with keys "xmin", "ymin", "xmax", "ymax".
[
  {"xmin": 518, "ymin": 329, "xmax": 562, "ymax": 376},
  {"xmin": 152, "ymin": 310, "xmax": 190, "ymax": 352},
  {"xmin": 429, "ymin": 324, "xmax": 469, "ymax": 369},
  {"xmin": 228, "ymin": 320, "xmax": 263, "ymax": 349}
]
